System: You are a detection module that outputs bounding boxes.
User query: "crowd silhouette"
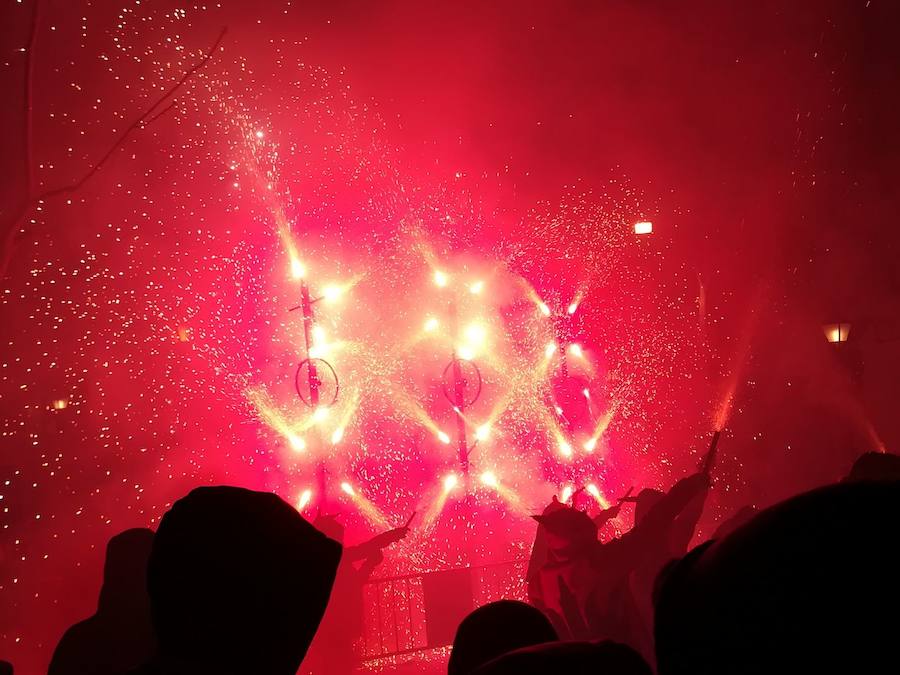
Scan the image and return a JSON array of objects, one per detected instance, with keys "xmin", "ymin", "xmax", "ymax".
[
  {"xmin": 48, "ymin": 528, "xmax": 156, "ymax": 675},
  {"xmin": 32, "ymin": 450, "xmax": 900, "ymax": 675}
]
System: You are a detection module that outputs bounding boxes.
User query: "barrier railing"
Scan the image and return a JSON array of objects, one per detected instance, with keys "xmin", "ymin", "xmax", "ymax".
[{"xmin": 360, "ymin": 559, "xmax": 528, "ymax": 660}]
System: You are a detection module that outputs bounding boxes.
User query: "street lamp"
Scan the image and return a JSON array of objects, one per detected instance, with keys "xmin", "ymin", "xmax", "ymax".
[{"xmin": 823, "ymin": 322, "xmax": 852, "ymax": 344}]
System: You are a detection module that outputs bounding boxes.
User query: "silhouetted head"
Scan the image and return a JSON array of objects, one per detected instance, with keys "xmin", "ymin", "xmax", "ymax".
[
  {"xmin": 844, "ymin": 451, "xmax": 900, "ymax": 482},
  {"xmin": 0, "ymin": 660, "xmax": 12, "ymax": 675},
  {"xmin": 531, "ymin": 507, "xmax": 597, "ymax": 558},
  {"xmin": 98, "ymin": 527, "xmax": 155, "ymax": 616},
  {"xmin": 634, "ymin": 488, "xmax": 664, "ymax": 525},
  {"xmin": 472, "ymin": 639, "xmax": 652, "ymax": 675},
  {"xmin": 655, "ymin": 481, "xmax": 900, "ymax": 674},
  {"xmin": 147, "ymin": 486, "xmax": 341, "ymax": 675},
  {"xmin": 448, "ymin": 600, "xmax": 558, "ymax": 675}
]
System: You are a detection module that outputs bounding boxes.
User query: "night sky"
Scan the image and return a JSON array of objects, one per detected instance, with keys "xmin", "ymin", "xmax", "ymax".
[{"xmin": 2, "ymin": 1, "xmax": 899, "ymax": 672}]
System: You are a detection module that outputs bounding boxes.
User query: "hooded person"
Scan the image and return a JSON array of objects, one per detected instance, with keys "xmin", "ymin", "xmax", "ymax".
[
  {"xmin": 525, "ymin": 496, "xmax": 568, "ymax": 602},
  {"xmin": 49, "ymin": 528, "xmax": 156, "ymax": 675},
  {"xmin": 527, "ymin": 466, "xmax": 713, "ymax": 650},
  {"xmin": 655, "ymin": 481, "xmax": 900, "ymax": 674},
  {"xmin": 132, "ymin": 486, "xmax": 341, "ymax": 675},
  {"xmin": 527, "ymin": 504, "xmax": 609, "ymax": 639}
]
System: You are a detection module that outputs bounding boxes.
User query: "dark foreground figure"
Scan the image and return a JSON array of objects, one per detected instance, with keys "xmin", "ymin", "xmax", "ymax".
[
  {"xmin": 49, "ymin": 528, "xmax": 156, "ymax": 675},
  {"xmin": 472, "ymin": 639, "xmax": 652, "ymax": 675},
  {"xmin": 655, "ymin": 480, "xmax": 900, "ymax": 674},
  {"xmin": 130, "ymin": 486, "xmax": 341, "ymax": 675},
  {"xmin": 448, "ymin": 600, "xmax": 558, "ymax": 675}
]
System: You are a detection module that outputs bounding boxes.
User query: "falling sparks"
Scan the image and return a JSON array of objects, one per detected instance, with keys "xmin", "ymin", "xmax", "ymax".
[
  {"xmin": 443, "ymin": 474, "xmax": 459, "ymax": 492},
  {"xmin": 297, "ymin": 489, "xmax": 313, "ymax": 511},
  {"xmin": 479, "ymin": 471, "xmax": 499, "ymax": 488},
  {"xmin": 290, "ymin": 258, "xmax": 307, "ymax": 279},
  {"xmin": 475, "ymin": 424, "xmax": 491, "ymax": 442},
  {"xmin": 0, "ymin": 5, "xmax": 715, "ymax": 671}
]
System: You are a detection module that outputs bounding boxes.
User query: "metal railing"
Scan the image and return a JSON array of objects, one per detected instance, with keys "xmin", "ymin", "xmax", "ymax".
[{"xmin": 360, "ymin": 559, "xmax": 528, "ymax": 660}]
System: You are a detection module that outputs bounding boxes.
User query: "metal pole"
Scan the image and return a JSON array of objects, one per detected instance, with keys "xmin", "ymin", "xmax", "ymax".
[
  {"xmin": 452, "ymin": 354, "xmax": 469, "ymax": 474},
  {"xmin": 300, "ymin": 279, "xmax": 327, "ymax": 501},
  {"xmin": 448, "ymin": 302, "xmax": 469, "ymax": 475},
  {"xmin": 300, "ymin": 280, "xmax": 321, "ymax": 407}
]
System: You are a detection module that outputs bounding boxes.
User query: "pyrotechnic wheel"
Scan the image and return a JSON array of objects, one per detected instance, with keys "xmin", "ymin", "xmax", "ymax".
[
  {"xmin": 441, "ymin": 357, "xmax": 483, "ymax": 408},
  {"xmin": 295, "ymin": 358, "xmax": 340, "ymax": 407}
]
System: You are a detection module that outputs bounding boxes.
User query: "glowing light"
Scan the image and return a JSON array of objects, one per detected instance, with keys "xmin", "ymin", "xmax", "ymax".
[
  {"xmin": 51, "ymin": 399, "xmax": 68, "ymax": 410},
  {"xmin": 567, "ymin": 301, "xmax": 579, "ymax": 315},
  {"xmin": 457, "ymin": 345, "xmax": 476, "ymax": 361},
  {"xmin": 634, "ymin": 221, "xmax": 653, "ymax": 235},
  {"xmin": 322, "ymin": 284, "xmax": 344, "ymax": 303},
  {"xmin": 469, "ymin": 280, "xmax": 484, "ymax": 295},
  {"xmin": 560, "ymin": 484, "xmax": 574, "ymax": 503},
  {"xmin": 585, "ymin": 484, "xmax": 609, "ymax": 508},
  {"xmin": 538, "ymin": 301, "xmax": 551, "ymax": 317},
  {"xmin": 290, "ymin": 259, "xmax": 306, "ymax": 279},
  {"xmin": 568, "ymin": 343, "xmax": 583, "ymax": 358},
  {"xmin": 465, "ymin": 323, "xmax": 487, "ymax": 346},
  {"xmin": 823, "ymin": 322, "xmax": 851, "ymax": 344},
  {"xmin": 475, "ymin": 424, "xmax": 491, "ymax": 442},
  {"xmin": 558, "ymin": 439, "xmax": 573, "ymax": 457},
  {"xmin": 554, "ymin": 405, "xmax": 564, "ymax": 416},
  {"xmin": 288, "ymin": 434, "xmax": 306, "ymax": 452},
  {"xmin": 582, "ymin": 388, "xmax": 591, "ymax": 398},
  {"xmin": 313, "ymin": 406, "xmax": 330, "ymax": 423},
  {"xmin": 583, "ymin": 405, "xmax": 617, "ymax": 453},
  {"xmin": 424, "ymin": 317, "xmax": 439, "ymax": 332},
  {"xmin": 434, "ymin": 270, "xmax": 449, "ymax": 287},
  {"xmin": 480, "ymin": 471, "xmax": 499, "ymax": 488},
  {"xmin": 443, "ymin": 474, "xmax": 459, "ymax": 492},
  {"xmin": 545, "ymin": 342, "xmax": 558, "ymax": 358},
  {"xmin": 437, "ymin": 430, "xmax": 451, "ymax": 444},
  {"xmin": 176, "ymin": 326, "xmax": 191, "ymax": 342},
  {"xmin": 340, "ymin": 481, "xmax": 355, "ymax": 496},
  {"xmin": 312, "ymin": 325, "xmax": 326, "ymax": 344},
  {"xmin": 331, "ymin": 427, "xmax": 345, "ymax": 445},
  {"xmin": 297, "ymin": 489, "xmax": 312, "ymax": 511},
  {"xmin": 255, "ymin": 129, "xmax": 264, "ymax": 138}
]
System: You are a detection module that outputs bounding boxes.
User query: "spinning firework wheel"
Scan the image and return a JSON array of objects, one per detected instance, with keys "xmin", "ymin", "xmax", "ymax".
[
  {"xmin": 295, "ymin": 357, "xmax": 340, "ymax": 408},
  {"xmin": 441, "ymin": 357, "xmax": 483, "ymax": 408}
]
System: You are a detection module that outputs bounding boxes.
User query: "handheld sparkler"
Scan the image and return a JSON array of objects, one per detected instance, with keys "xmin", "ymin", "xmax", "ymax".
[{"xmin": 701, "ymin": 429, "xmax": 722, "ymax": 476}]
